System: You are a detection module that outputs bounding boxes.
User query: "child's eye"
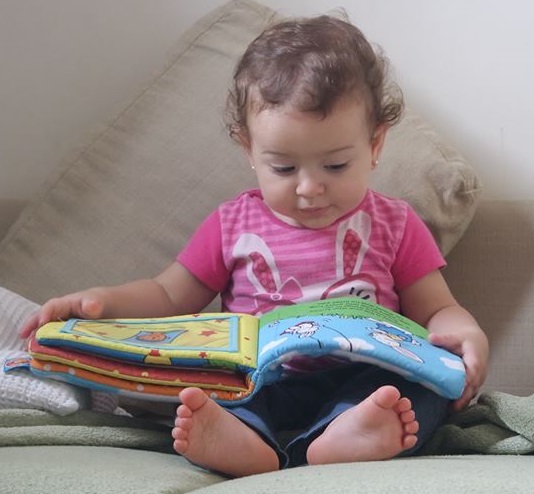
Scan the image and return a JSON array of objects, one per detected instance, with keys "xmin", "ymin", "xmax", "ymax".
[
  {"xmin": 270, "ymin": 165, "xmax": 295, "ymax": 175},
  {"xmin": 325, "ymin": 162, "xmax": 348, "ymax": 172}
]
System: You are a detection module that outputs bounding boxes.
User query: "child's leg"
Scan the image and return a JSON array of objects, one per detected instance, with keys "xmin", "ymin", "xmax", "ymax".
[
  {"xmin": 286, "ymin": 365, "xmax": 448, "ymax": 466},
  {"xmin": 172, "ymin": 387, "xmax": 279, "ymax": 477},
  {"xmin": 306, "ymin": 385, "xmax": 418, "ymax": 464}
]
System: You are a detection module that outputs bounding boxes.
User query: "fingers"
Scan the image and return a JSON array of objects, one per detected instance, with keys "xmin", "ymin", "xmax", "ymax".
[
  {"xmin": 19, "ymin": 302, "xmax": 65, "ymax": 341},
  {"xmin": 452, "ymin": 387, "xmax": 479, "ymax": 411},
  {"xmin": 450, "ymin": 383, "xmax": 479, "ymax": 412},
  {"xmin": 451, "ymin": 356, "xmax": 485, "ymax": 411},
  {"xmin": 19, "ymin": 302, "xmax": 65, "ymax": 340},
  {"xmin": 428, "ymin": 332, "xmax": 463, "ymax": 354},
  {"xmin": 42, "ymin": 294, "xmax": 103, "ymax": 322},
  {"xmin": 19, "ymin": 312, "xmax": 40, "ymax": 339},
  {"xmin": 19, "ymin": 293, "xmax": 105, "ymax": 340},
  {"xmin": 429, "ymin": 333, "xmax": 487, "ymax": 412},
  {"xmin": 450, "ymin": 398, "xmax": 468, "ymax": 412},
  {"xmin": 79, "ymin": 297, "xmax": 105, "ymax": 319}
]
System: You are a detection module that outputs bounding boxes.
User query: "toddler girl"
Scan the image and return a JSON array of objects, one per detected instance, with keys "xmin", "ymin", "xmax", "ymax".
[{"xmin": 21, "ymin": 14, "xmax": 488, "ymax": 477}]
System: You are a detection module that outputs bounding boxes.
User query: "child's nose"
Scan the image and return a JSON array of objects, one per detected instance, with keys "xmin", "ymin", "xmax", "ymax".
[{"xmin": 295, "ymin": 174, "xmax": 325, "ymax": 197}]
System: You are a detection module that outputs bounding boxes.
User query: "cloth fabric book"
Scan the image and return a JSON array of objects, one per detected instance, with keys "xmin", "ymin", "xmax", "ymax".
[{"xmin": 28, "ymin": 297, "xmax": 466, "ymax": 404}]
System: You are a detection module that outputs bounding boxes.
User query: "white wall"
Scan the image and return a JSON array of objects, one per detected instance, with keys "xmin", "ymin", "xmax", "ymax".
[
  {"xmin": 0, "ymin": 0, "xmax": 220, "ymax": 204},
  {"xmin": 1, "ymin": 0, "xmax": 534, "ymax": 222},
  {"xmin": 265, "ymin": 0, "xmax": 534, "ymax": 200}
]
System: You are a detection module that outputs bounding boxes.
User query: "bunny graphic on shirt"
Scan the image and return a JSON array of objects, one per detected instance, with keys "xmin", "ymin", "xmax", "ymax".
[{"xmin": 232, "ymin": 210, "xmax": 380, "ymax": 315}]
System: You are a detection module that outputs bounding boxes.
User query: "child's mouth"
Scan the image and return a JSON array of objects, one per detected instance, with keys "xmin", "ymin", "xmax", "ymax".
[{"xmin": 300, "ymin": 207, "xmax": 329, "ymax": 215}]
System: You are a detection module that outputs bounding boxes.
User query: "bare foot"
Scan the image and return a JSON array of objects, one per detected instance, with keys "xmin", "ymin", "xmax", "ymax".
[
  {"xmin": 172, "ymin": 387, "xmax": 279, "ymax": 477},
  {"xmin": 306, "ymin": 385, "xmax": 419, "ymax": 464}
]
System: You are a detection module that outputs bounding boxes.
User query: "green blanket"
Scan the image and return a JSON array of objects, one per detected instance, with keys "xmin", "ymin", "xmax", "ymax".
[
  {"xmin": 1, "ymin": 391, "xmax": 533, "ymax": 457},
  {"xmin": 422, "ymin": 391, "xmax": 534, "ymax": 455},
  {"xmin": 0, "ymin": 408, "xmax": 173, "ymax": 452}
]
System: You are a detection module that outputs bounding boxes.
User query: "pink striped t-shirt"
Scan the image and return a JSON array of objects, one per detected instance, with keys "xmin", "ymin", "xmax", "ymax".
[{"xmin": 177, "ymin": 189, "xmax": 445, "ymax": 316}]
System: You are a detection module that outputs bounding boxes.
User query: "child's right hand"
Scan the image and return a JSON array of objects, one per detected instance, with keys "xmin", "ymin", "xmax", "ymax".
[{"xmin": 19, "ymin": 291, "xmax": 106, "ymax": 339}]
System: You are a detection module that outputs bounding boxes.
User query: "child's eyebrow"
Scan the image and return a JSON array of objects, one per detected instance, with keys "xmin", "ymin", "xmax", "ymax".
[
  {"xmin": 324, "ymin": 146, "xmax": 355, "ymax": 155},
  {"xmin": 261, "ymin": 146, "xmax": 355, "ymax": 157},
  {"xmin": 261, "ymin": 150, "xmax": 291, "ymax": 157}
]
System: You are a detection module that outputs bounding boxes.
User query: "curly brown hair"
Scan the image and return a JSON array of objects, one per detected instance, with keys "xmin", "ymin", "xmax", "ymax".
[{"xmin": 226, "ymin": 15, "xmax": 403, "ymax": 143}]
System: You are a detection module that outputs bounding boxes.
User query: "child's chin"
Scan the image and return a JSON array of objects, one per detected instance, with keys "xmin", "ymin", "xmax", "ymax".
[
  {"xmin": 271, "ymin": 207, "xmax": 339, "ymax": 229},
  {"xmin": 297, "ymin": 216, "xmax": 337, "ymax": 230}
]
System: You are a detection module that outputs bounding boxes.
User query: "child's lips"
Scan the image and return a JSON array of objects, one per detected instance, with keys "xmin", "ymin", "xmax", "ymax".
[{"xmin": 299, "ymin": 206, "xmax": 330, "ymax": 216}]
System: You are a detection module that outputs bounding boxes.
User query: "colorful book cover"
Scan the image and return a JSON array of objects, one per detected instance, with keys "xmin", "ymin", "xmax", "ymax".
[{"xmin": 35, "ymin": 313, "xmax": 259, "ymax": 369}]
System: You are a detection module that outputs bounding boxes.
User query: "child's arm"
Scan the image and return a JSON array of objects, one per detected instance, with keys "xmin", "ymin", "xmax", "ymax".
[
  {"xmin": 399, "ymin": 270, "xmax": 489, "ymax": 411},
  {"xmin": 19, "ymin": 262, "xmax": 217, "ymax": 338}
]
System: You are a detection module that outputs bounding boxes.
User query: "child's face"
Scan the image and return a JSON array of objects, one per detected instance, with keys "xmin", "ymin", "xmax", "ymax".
[{"xmin": 242, "ymin": 97, "xmax": 385, "ymax": 229}]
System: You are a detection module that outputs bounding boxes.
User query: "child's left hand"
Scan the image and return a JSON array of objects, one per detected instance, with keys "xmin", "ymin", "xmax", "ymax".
[
  {"xmin": 429, "ymin": 331, "xmax": 489, "ymax": 411},
  {"xmin": 399, "ymin": 270, "xmax": 489, "ymax": 412}
]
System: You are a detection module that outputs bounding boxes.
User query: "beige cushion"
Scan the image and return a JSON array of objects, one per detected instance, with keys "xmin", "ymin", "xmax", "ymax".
[
  {"xmin": 442, "ymin": 200, "xmax": 534, "ymax": 397},
  {"xmin": 376, "ymin": 108, "xmax": 481, "ymax": 254},
  {"xmin": 0, "ymin": 0, "xmax": 480, "ymax": 304}
]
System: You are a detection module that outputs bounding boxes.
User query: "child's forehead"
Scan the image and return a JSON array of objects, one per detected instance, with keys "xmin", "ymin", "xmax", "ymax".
[
  {"xmin": 248, "ymin": 91, "xmax": 365, "ymax": 118},
  {"xmin": 247, "ymin": 95, "xmax": 370, "ymax": 131},
  {"xmin": 245, "ymin": 100, "xmax": 374, "ymax": 157}
]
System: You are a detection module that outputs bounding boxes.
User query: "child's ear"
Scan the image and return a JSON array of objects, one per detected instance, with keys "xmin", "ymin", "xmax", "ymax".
[
  {"xmin": 235, "ymin": 130, "xmax": 251, "ymax": 153},
  {"xmin": 236, "ymin": 131, "xmax": 256, "ymax": 169},
  {"xmin": 371, "ymin": 124, "xmax": 387, "ymax": 161}
]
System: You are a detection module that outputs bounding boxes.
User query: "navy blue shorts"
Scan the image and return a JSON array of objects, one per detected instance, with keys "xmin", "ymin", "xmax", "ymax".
[{"xmin": 226, "ymin": 363, "xmax": 449, "ymax": 468}]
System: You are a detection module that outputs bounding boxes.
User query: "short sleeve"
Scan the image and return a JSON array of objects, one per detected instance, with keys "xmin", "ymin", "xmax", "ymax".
[
  {"xmin": 391, "ymin": 207, "xmax": 446, "ymax": 290},
  {"xmin": 176, "ymin": 209, "xmax": 230, "ymax": 292}
]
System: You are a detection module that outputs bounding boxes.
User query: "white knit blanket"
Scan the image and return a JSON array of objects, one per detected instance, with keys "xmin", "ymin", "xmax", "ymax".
[
  {"xmin": 0, "ymin": 286, "xmax": 38, "ymax": 351},
  {"xmin": 0, "ymin": 286, "xmax": 118, "ymax": 415}
]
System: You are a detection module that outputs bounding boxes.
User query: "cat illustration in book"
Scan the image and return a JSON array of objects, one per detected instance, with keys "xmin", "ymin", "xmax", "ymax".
[{"xmin": 234, "ymin": 211, "xmax": 379, "ymax": 315}]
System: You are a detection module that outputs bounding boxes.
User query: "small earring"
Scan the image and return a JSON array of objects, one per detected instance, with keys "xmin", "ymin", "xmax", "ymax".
[
  {"xmin": 251, "ymin": 165, "xmax": 255, "ymax": 170},
  {"xmin": 372, "ymin": 159, "xmax": 379, "ymax": 168}
]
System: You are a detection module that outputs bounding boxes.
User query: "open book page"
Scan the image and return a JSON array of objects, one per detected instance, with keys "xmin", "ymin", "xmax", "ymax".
[
  {"xmin": 258, "ymin": 297, "xmax": 428, "ymax": 338},
  {"xmin": 255, "ymin": 297, "xmax": 465, "ymax": 399}
]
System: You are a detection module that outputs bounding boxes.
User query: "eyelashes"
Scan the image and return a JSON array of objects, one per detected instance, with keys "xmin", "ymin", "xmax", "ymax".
[
  {"xmin": 324, "ymin": 162, "xmax": 348, "ymax": 172},
  {"xmin": 269, "ymin": 165, "xmax": 295, "ymax": 175},
  {"xmin": 269, "ymin": 162, "xmax": 349, "ymax": 175}
]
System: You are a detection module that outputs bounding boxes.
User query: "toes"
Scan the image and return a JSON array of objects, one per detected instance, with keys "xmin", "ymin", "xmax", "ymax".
[
  {"xmin": 179, "ymin": 387, "xmax": 208, "ymax": 410},
  {"xmin": 172, "ymin": 427, "xmax": 187, "ymax": 440},
  {"xmin": 176, "ymin": 404, "xmax": 193, "ymax": 420},
  {"xmin": 394, "ymin": 397, "xmax": 412, "ymax": 414},
  {"xmin": 373, "ymin": 385, "xmax": 402, "ymax": 409},
  {"xmin": 406, "ymin": 420, "xmax": 419, "ymax": 435},
  {"xmin": 173, "ymin": 438, "xmax": 188, "ymax": 454},
  {"xmin": 402, "ymin": 434, "xmax": 418, "ymax": 450},
  {"xmin": 399, "ymin": 409, "xmax": 416, "ymax": 424},
  {"xmin": 175, "ymin": 416, "xmax": 194, "ymax": 432}
]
